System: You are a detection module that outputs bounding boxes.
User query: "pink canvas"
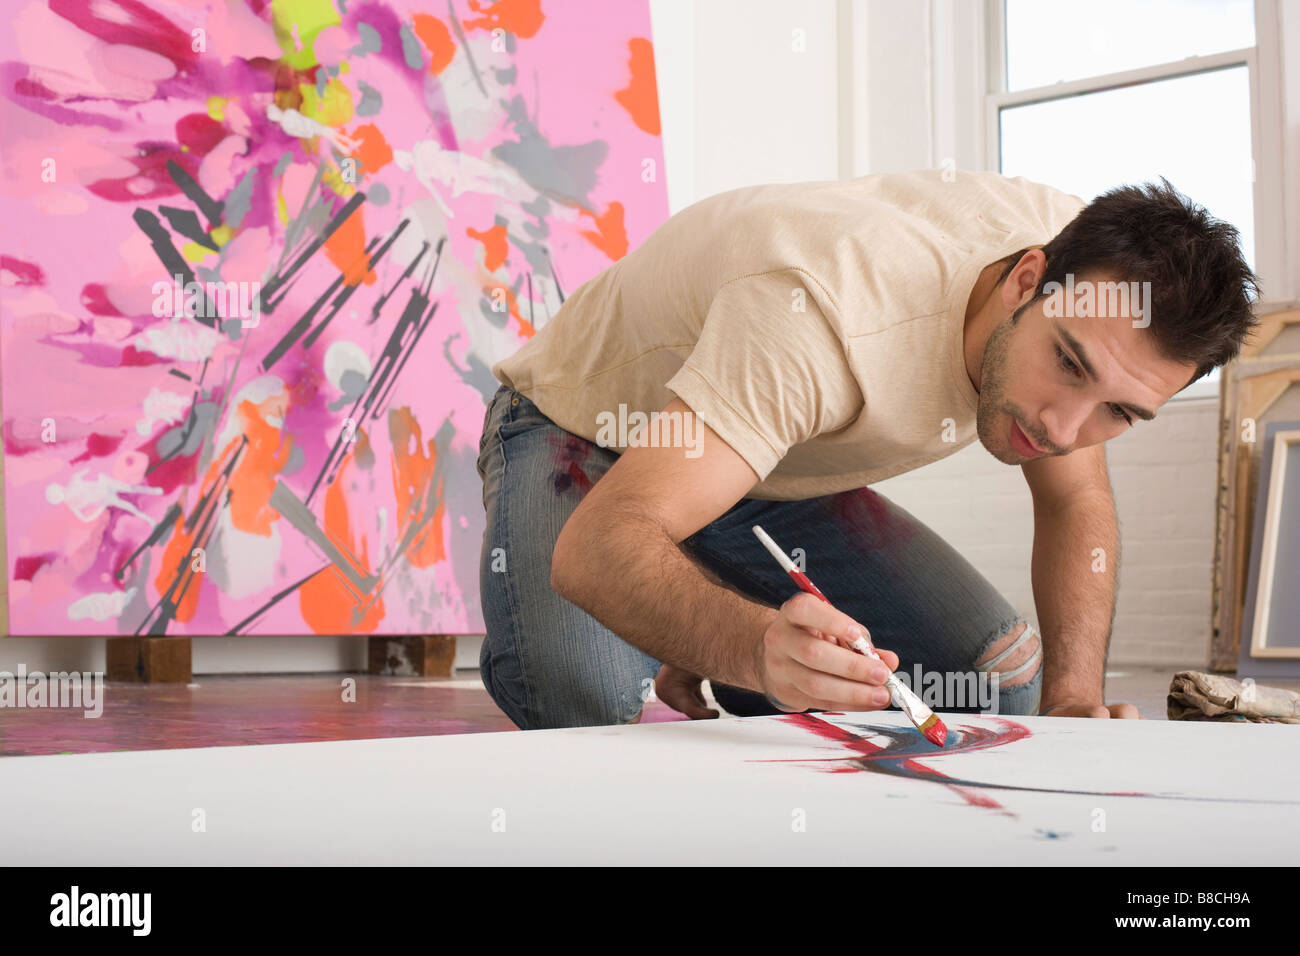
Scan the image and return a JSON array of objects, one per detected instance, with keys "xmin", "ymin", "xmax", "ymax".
[{"xmin": 0, "ymin": 0, "xmax": 668, "ymax": 636}]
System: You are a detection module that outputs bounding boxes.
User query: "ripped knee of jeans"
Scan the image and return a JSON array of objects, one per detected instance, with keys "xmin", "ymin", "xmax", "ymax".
[{"xmin": 974, "ymin": 619, "xmax": 1042, "ymax": 689}]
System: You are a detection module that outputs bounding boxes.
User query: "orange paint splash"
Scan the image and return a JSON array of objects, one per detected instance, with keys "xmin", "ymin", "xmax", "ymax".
[
  {"xmin": 152, "ymin": 398, "xmax": 292, "ymax": 623},
  {"xmin": 615, "ymin": 38, "xmax": 660, "ymax": 135},
  {"xmin": 577, "ymin": 201, "xmax": 628, "ymax": 261},
  {"xmin": 226, "ymin": 399, "xmax": 294, "ymax": 536},
  {"xmin": 476, "ymin": 269, "xmax": 535, "ymax": 338},
  {"xmin": 323, "ymin": 202, "xmax": 376, "ymax": 286},
  {"xmin": 412, "ymin": 13, "xmax": 456, "ymax": 73},
  {"xmin": 388, "ymin": 407, "xmax": 447, "ymax": 568},
  {"xmin": 153, "ymin": 502, "xmax": 201, "ymax": 624},
  {"xmin": 298, "ymin": 452, "xmax": 386, "ymax": 634},
  {"xmin": 467, "ymin": 222, "xmax": 509, "ymax": 271},
  {"xmin": 461, "ymin": 0, "xmax": 544, "ymax": 38},
  {"xmin": 349, "ymin": 123, "xmax": 394, "ymax": 176}
]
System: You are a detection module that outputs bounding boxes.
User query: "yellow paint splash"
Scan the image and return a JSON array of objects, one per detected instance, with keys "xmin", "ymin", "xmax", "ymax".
[
  {"xmin": 321, "ymin": 163, "xmax": 358, "ymax": 198},
  {"xmin": 271, "ymin": 0, "xmax": 341, "ymax": 70},
  {"xmin": 181, "ymin": 241, "xmax": 218, "ymax": 263},
  {"xmin": 297, "ymin": 78, "xmax": 354, "ymax": 127}
]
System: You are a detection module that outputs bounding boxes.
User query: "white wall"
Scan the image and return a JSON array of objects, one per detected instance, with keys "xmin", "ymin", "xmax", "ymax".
[{"xmin": 650, "ymin": 0, "xmax": 842, "ymax": 208}]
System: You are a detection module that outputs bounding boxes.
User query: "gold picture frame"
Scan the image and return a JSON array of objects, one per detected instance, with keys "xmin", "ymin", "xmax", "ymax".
[{"xmin": 1211, "ymin": 302, "xmax": 1300, "ymax": 670}]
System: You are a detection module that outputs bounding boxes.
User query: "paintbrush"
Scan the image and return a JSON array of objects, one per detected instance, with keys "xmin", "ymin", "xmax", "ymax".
[{"xmin": 751, "ymin": 524, "xmax": 949, "ymax": 748}]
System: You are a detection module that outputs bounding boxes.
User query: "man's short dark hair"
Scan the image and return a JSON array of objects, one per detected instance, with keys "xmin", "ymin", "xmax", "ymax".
[{"xmin": 998, "ymin": 178, "xmax": 1260, "ymax": 385}]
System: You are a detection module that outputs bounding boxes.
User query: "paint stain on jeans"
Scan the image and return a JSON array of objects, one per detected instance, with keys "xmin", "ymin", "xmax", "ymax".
[
  {"xmin": 549, "ymin": 433, "xmax": 596, "ymax": 497},
  {"xmin": 832, "ymin": 486, "xmax": 917, "ymax": 552}
]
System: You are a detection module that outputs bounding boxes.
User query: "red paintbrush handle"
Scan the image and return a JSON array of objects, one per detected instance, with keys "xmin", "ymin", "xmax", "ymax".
[{"xmin": 787, "ymin": 568, "xmax": 829, "ymax": 603}]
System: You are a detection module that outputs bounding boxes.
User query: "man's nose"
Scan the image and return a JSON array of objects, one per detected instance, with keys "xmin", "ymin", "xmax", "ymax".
[{"xmin": 1038, "ymin": 403, "xmax": 1089, "ymax": 450}]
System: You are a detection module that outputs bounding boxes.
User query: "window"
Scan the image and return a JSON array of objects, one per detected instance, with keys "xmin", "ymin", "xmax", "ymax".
[{"xmin": 988, "ymin": 0, "xmax": 1268, "ymax": 397}]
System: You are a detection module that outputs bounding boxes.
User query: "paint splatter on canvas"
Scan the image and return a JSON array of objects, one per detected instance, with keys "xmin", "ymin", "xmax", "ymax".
[{"xmin": 0, "ymin": 0, "xmax": 667, "ymax": 636}]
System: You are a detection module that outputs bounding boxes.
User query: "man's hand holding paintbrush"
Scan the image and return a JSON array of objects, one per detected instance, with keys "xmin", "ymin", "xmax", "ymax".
[
  {"xmin": 656, "ymin": 522, "xmax": 908, "ymax": 723},
  {"xmin": 653, "ymin": 593, "xmax": 901, "ymax": 720},
  {"xmin": 755, "ymin": 588, "xmax": 900, "ymax": 716},
  {"xmin": 752, "ymin": 525, "xmax": 949, "ymax": 747}
]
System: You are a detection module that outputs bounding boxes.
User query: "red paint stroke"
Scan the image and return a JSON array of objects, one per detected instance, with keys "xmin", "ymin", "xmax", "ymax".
[
  {"xmin": 87, "ymin": 142, "xmax": 197, "ymax": 203},
  {"xmin": 81, "ymin": 283, "xmax": 122, "ymax": 316},
  {"xmin": 176, "ymin": 113, "xmax": 228, "ymax": 156},
  {"xmin": 615, "ymin": 38, "xmax": 661, "ymax": 136},
  {"xmin": 14, "ymin": 553, "xmax": 59, "ymax": 582},
  {"xmin": 1, "ymin": 255, "xmax": 45, "ymax": 286},
  {"xmin": 119, "ymin": 344, "xmax": 170, "ymax": 367},
  {"xmin": 70, "ymin": 432, "xmax": 126, "ymax": 464},
  {"xmin": 12, "ymin": 72, "xmax": 58, "ymax": 102},
  {"xmin": 461, "ymin": 0, "xmax": 544, "ymax": 39},
  {"xmin": 769, "ymin": 715, "xmax": 1300, "ymax": 815},
  {"xmin": 776, "ymin": 713, "xmax": 1028, "ymax": 815},
  {"xmin": 139, "ymin": 438, "xmax": 197, "ymax": 495},
  {"xmin": 49, "ymin": 0, "xmax": 200, "ymax": 73}
]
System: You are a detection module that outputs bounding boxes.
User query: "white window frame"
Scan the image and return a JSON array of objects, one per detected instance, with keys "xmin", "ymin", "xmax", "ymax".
[{"xmin": 979, "ymin": 0, "xmax": 1286, "ymax": 400}]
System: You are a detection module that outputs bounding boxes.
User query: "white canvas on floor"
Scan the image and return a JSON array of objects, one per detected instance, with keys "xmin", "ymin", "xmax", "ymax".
[{"xmin": 1, "ymin": 711, "xmax": 1296, "ymax": 865}]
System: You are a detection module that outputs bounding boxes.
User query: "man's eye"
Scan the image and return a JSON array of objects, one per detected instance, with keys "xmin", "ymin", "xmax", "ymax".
[
  {"xmin": 1056, "ymin": 345, "xmax": 1080, "ymax": 376},
  {"xmin": 1109, "ymin": 404, "xmax": 1133, "ymax": 424}
]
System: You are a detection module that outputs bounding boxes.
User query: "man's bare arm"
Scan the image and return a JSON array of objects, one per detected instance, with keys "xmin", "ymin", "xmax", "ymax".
[
  {"xmin": 1022, "ymin": 445, "xmax": 1137, "ymax": 717},
  {"xmin": 1030, "ymin": 491, "xmax": 1118, "ymax": 709},
  {"xmin": 550, "ymin": 398, "xmax": 897, "ymax": 705},
  {"xmin": 551, "ymin": 399, "xmax": 771, "ymax": 687}
]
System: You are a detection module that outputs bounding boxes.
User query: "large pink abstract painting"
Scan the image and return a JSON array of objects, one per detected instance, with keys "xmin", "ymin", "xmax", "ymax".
[{"xmin": 0, "ymin": 0, "xmax": 668, "ymax": 636}]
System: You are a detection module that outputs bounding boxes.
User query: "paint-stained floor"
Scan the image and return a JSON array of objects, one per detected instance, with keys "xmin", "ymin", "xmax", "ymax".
[
  {"xmin": 1, "ymin": 666, "xmax": 1293, "ymax": 757},
  {"xmin": 0, "ymin": 672, "xmax": 695, "ymax": 756}
]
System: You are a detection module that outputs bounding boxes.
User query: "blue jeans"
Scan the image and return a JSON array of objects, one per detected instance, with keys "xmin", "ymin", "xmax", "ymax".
[{"xmin": 476, "ymin": 385, "xmax": 1042, "ymax": 729}]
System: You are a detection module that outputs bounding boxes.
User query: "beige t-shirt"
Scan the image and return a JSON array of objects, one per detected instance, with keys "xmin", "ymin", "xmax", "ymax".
[{"xmin": 492, "ymin": 169, "xmax": 1086, "ymax": 500}]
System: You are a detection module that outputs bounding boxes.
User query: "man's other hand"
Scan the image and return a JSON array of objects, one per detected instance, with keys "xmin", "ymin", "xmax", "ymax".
[
  {"xmin": 654, "ymin": 664, "xmax": 720, "ymax": 719},
  {"xmin": 1041, "ymin": 699, "xmax": 1140, "ymax": 718}
]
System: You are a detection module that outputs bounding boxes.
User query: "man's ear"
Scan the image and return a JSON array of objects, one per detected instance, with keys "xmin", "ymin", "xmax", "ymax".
[{"xmin": 1002, "ymin": 248, "xmax": 1047, "ymax": 311}]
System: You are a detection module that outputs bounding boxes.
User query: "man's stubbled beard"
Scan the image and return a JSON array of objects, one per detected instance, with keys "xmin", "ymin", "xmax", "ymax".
[{"xmin": 975, "ymin": 299, "xmax": 1056, "ymax": 464}]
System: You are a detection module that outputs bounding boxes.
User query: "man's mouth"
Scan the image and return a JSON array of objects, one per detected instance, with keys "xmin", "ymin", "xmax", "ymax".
[{"xmin": 1009, "ymin": 418, "xmax": 1047, "ymax": 457}]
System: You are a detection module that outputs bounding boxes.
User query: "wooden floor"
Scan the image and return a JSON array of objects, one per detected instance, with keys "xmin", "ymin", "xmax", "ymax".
[
  {"xmin": 2, "ymin": 666, "xmax": 1292, "ymax": 757},
  {"xmin": 0, "ymin": 673, "xmax": 690, "ymax": 756}
]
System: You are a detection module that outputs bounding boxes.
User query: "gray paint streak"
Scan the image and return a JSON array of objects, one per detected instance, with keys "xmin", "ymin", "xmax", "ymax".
[
  {"xmin": 399, "ymin": 23, "xmax": 424, "ymax": 70},
  {"xmin": 352, "ymin": 22, "xmax": 382, "ymax": 57},
  {"xmin": 156, "ymin": 402, "xmax": 219, "ymax": 461},
  {"xmin": 356, "ymin": 80, "xmax": 383, "ymax": 116},
  {"xmin": 269, "ymin": 480, "xmax": 378, "ymax": 594},
  {"xmin": 223, "ymin": 166, "xmax": 257, "ymax": 228},
  {"xmin": 490, "ymin": 94, "xmax": 607, "ymax": 208},
  {"xmin": 442, "ymin": 333, "xmax": 497, "ymax": 401}
]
